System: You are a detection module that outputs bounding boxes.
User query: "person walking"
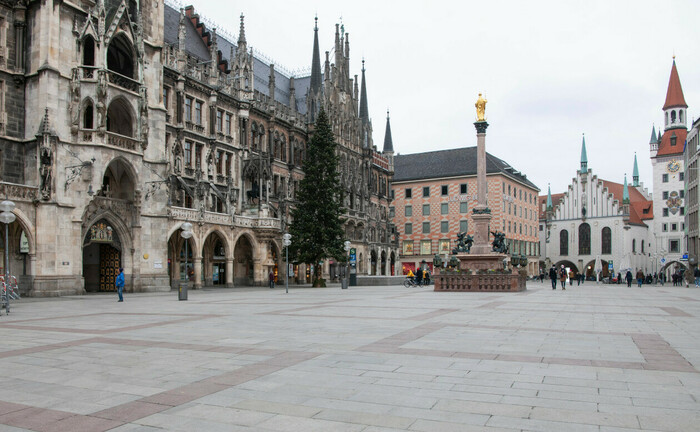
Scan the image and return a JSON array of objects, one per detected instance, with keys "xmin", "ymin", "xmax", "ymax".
[
  {"xmin": 694, "ymin": 267, "xmax": 700, "ymax": 287},
  {"xmin": 415, "ymin": 267, "xmax": 423, "ymax": 286},
  {"xmin": 625, "ymin": 270, "xmax": 633, "ymax": 287},
  {"xmin": 549, "ymin": 266, "xmax": 557, "ymax": 290},
  {"xmin": 559, "ymin": 265, "xmax": 567, "ymax": 290},
  {"xmin": 115, "ymin": 268, "xmax": 125, "ymax": 302},
  {"xmin": 268, "ymin": 270, "xmax": 275, "ymax": 289},
  {"xmin": 636, "ymin": 268, "xmax": 644, "ymax": 287}
]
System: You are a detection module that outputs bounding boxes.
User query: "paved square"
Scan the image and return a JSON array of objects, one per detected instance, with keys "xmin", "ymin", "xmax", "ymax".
[{"xmin": 1, "ymin": 282, "xmax": 700, "ymax": 431}]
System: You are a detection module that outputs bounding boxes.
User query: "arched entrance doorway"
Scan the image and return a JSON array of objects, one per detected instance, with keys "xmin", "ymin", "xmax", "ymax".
[
  {"xmin": 167, "ymin": 230, "xmax": 195, "ymax": 288},
  {"xmin": 83, "ymin": 220, "xmax": 122, "ymax": 292},
  {"xmin": 234, "ymin": 235, "xmax": 255, "ymax": 286},
  {"xmin": 390, "ymin": 252, "xmax": 396, "ymax": 276},
  {"xmin": 380, "ymin": 251, "xmax": 387, "ymax": 275},
  {"xmin": 203, "ymin": 231, "xmax": 228, "ymax": 286},
  {"xmin": 370, "ymin": 250, "xmax": 377, "ymax": 275},
  {"xmin": 0, "ymin": 217, "xmax": 33, "ymax": 294},
  {"xmin": 582, "ymin": 259, "xmax": 609, "ymax": 280}
]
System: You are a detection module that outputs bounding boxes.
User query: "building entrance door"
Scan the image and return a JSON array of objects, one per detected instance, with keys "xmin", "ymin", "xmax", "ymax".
[{"xmin": 99, "ymin": 244, "xmax": 121, "ymax": 292}]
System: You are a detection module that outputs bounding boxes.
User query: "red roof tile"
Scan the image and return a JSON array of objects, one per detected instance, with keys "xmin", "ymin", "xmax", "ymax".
[
  {"xmin": 656, "ymin": 128, "xmax": 687, "ymax": 157},
  {"xmin": 538, "ymin": 193, "xmax": 565, "ymax": 220},
  {"xmin": 663, "ymin": 60, "xmax": 687, "ymax": 110}
]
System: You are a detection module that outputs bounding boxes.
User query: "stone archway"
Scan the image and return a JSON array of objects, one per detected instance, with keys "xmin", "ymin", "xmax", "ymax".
[
  {"xmin": 167, "ymin": 228, "xmax": 197, "ymax": 289},
  {"xmin": 233, "ymin": 234, "xmax": 255, "ymax": 286},
  {"xmin": 82, "ymin": 219, "xmax": 123, "ymax": 292},
  {"xmin": 0, "ymin": 211, "xmax": 35, "ymax": 295},
  {"xmin": 202, "ymin": 230, "xmax": 229, "ymax": 286},
  {"xmin": 390, "ymin": 251, "xmax": 396, "ymax": 276},
  {"xmin": 380, "ymin": 250, "xmax": 387, "ymax": 276},
  {"xmin": 370, "ymin": 250, "xmax": 377, "ymax": 275}
]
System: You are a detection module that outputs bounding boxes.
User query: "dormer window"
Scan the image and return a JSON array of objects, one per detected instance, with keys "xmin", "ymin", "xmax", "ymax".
[{"xmin": 671, "ymin": 133, "xmax": 677, "ymax": 146}]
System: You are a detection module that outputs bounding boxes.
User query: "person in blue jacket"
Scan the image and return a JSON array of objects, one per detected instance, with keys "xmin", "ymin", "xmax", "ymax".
[{"xmin": 115, "ymin": 268, "xmax": 125, "ymax": 302}]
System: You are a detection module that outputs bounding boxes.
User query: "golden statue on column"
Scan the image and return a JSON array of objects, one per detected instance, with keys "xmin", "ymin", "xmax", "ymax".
[{"xmin": 475, "ymin": 93, "xmax": 487, "ymax": 121}]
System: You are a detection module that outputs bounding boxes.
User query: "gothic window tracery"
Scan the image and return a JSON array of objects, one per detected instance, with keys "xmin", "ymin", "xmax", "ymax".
[
  {"xmin": 106, "ymin": 98, "xmax": 134, "ymax": 137},
  {"xmin": 107, "ymin": 34, "xmax": 135, "ymax": 78},
  {"xmin": 560, "ymin": 230, "xmax": 568, "ymax": 255},
  {"xmin": 601, "ymin": 227, "xmax": 611, "ymax": 254},
  {"xmin": 579, "ymin": 223, "xmax": 591, "ymax": 255}
]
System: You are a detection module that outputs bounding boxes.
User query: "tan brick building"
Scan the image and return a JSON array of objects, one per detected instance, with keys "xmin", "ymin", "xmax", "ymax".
[{"xmin": 391, "ymin": 148, "xmax": 540, "ymax": 276}]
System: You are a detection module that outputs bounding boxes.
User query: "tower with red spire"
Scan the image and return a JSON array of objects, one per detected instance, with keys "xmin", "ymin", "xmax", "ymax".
[{"xmin": 651, "ymin": 58, "xmax": 689, "ymax": 275}]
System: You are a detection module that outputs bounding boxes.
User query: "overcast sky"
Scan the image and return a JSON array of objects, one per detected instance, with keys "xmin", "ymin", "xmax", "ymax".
[{"xmin": 181, "ymin": 0, "xmax": 700, "ymax": 195}]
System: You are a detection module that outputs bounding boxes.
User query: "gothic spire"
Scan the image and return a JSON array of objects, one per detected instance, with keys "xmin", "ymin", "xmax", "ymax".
[
  {"xmin": 580, "ymin": 133, "xmax": 588, "ymax": 171},
  {"xmin": 663, "ymin": 57, "xmax": 687, "ymax": 110},
  {"xmin": 623, "ymin": 174, "xmax": 630, "ymax": 204},
  {"xmin": 359, "ymin": 59, "xmax": 368, "ymax": 121},
  {"xmin": 649, "ymin": 125, "xmax": 658, "ymax": 144},
  {"xmin": 546, "ymin": 184, "xmax": 553, "ymax": 211},
  {"xmin": 633, "ymin": 153, "xmax": 639, "ymax": 187},
  {"xmin": 309, "ymin": 16, "xmax": 322, "ymax": 94},
  {"xmin": 238, "ymin": 13, "xmax": 246, "ymax": 46},
  {"xmin": 383, "ymin": 110, "xmax": 394, "ymax": 153}
]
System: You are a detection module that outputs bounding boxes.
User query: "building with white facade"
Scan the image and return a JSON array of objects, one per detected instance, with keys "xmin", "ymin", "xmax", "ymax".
[
  {"xmin": 539, "ymin": 137, "xmax": 654, "ymax": 278},
  {"xmin": 650, "ymin": 58, "xmax": 689, "ymax": 275}
]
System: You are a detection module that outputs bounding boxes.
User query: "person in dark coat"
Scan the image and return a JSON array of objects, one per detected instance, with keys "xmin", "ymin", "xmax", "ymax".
[
  {"xmin": 415, "ymin": 267, "xmax": 423, "ymax": 286},
  {"xmin": 548, "ymin": 266, "xmax": 557, "ymax": 290},
  {"xmin": 625, "ymin": 270, "xmax": 633, "ymax": 287}
]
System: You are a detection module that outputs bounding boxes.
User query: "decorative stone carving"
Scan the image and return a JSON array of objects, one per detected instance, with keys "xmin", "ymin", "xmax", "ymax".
[
  {"xmin": 96, "ymin": 70, "xmax": 107, "ymax": 134},
  {"xmin": 139, "ymin": 86, "xmax": 149, "ymax": 148},
  {"xmin": 69, "ymin": 68, "xmax": 80, "ymax": 135}
]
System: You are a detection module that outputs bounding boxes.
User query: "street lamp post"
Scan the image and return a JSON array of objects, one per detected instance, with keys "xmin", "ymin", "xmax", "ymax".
[
  {"xmin": 180, "ymin": 222, "xmax": 193, "ymax": 301},
  {"xmin": 0, "ymin": 200, "xmax": 15, "ymax": 314},
  {"xmin": 283, "ymin": 233, "xmax": 291, "ymax": 294}
]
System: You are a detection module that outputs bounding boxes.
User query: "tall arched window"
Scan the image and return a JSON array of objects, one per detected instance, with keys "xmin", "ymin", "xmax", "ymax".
[
  {"xmin": 83, "ymin": 100, "xmax": 94, "ymax": 129},
  {"xmin": 679, "ymin": 110, "xmax": 684, "ymax": 123},
  {"xmin": 560, "ymin": 230, "xmax": 568, "ymax": 256},
  {"xmin": 106, "ymin": 98, "xmax": 134, "ymax": 137},
  {"xmin": 641, "ymin": 240, "xmax": 645, "ymax": 254},
  {"xmin": 82, "ymin": 35, "xmax": 95, "ymax": 66},
  {"xmin": 601, "ymin": 227, "xmax": 611, "ymax": 255},
  {"xmin": 632, "ymin": 239, "xmax": 636, "ymax": 253},
  {"xmin": 579, "ymin": 223, "xmax": 591, "ymax": 255},
  {"xmin": 107, "ymin": 34, "xmax": 135, "ymax": 78},
  {"xmin": 671, "ymin": 110, "xmax": 677, "ymax": 123}
]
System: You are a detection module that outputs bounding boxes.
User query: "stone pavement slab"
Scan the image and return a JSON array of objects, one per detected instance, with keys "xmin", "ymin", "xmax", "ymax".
[{"xmin": 1, "ymin": 282, "xmax": 700, "ymax": 431}]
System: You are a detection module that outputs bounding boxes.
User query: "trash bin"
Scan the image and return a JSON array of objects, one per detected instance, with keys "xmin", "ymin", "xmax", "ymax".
[
  {"xmin": 341, "ymin": 278, "xmax": 348, "ymax": 289},
  {"xmin": 179, "ymin": 282, "xmax": 188, "ymax": 301}
]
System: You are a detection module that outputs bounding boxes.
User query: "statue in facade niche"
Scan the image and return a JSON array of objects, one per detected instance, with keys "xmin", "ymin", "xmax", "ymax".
[
  {"xmin": 39, "ymin": 145, "xmax": 53, "ymax": 200},
  {"xmin": 69, "ymin": 68, "xmax": 81, "ymax": 133}
]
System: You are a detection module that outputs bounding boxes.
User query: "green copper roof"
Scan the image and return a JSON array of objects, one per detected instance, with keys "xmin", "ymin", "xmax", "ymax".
[
  {"xmin": 632, "ymin": 153, "xmax": 639, "ymax": 186},
  {"xmin": 546, "ymin": 184, "xmax": 553, "ymax": 210},
  {"xmin": 580, "ymin": 134, "xmax": 588, "ymax": 170},
  {"xmin": 649, "ymin": 125, "xmax": 658, "ymax": 144},
  {"xmin": 623, "ymin": 174, "xmax": 630, "ymax": 204}
]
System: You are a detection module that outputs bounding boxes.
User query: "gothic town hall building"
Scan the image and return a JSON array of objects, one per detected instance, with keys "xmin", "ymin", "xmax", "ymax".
[{"xmin": 0, "ymin": 0, "xmax": 397, "ymax": 295}]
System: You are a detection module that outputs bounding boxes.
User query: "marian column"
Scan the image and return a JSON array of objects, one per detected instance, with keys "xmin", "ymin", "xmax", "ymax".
[{"xmin": 471, "ymin": 93, "xmax": 492, "ymax": 255}]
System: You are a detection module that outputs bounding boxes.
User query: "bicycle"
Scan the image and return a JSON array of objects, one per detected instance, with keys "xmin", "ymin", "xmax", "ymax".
[{"xmin": 403, "ymin": 278, "xmax": 423, "ymax": 288}]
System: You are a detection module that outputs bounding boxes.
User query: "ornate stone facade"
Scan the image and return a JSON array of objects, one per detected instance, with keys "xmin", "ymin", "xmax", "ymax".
[{"xmin": 0, "ymin": 0, "xmax": 396, "ymax": 296}]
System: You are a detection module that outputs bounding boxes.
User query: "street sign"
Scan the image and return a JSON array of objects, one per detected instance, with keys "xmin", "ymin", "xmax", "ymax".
[
  {"xmin": 661, "ymin": 258, "xmax": 666, "ymax": 264},
  {"xmin": 608, "ymin": 262, "xmax": 613, "ymax": 271},
  {"xmin": 682, "ymin": 254, "xmax": 689, "ymax": 260}
]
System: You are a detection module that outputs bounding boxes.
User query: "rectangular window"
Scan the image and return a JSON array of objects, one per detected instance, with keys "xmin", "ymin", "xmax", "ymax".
[
  {"xmin": 184, "ymin": 141, "xmax": 192, "ymax": 166},
  {"xmin": 195, "ymin": 100, "xmax": 203, "ymax": 125},
  {"xmin": 402, "ymin": 240, "xmax": 414, "ymax": 255},
  {"xmin": 163, "ymin": 87, "xmax": 169, "ymax": 113},
  {"xmin": 662, "ymin": 174, "xmax": 669, "ymax": 183},
  {"xmin": 422, "ymin": 222, "xmax": 430, "ymax": 233},
  {"xmin": 441, "ymin": 221, "xmax": 449, "ymax": 233},
  {"xmin": 441, "ymin": 203, "xmax": 448, "ymax": 215},
  {"xmin": 225, "ymin": 113, "xmax": 232, "ymax": 135},
  {"xmin": 216, "ymin": 151, "xmax": 223, "ymax": 174},
  {"xmin": 404, "ymin": 223, "xmax": 412, "ymax": 235},
  {"xmin": 663, "ymin": 191, "xmax": 669, "ymax": 200},
  {"xmin": 439, "ymin": 239, "xmax": 451, "ymax": 255},
  {"xmin": 460, "ymin": 184, "xmax": 467, "ymax": 194},
  {"xmin": 663, "ymin": 208, "xmax": 669, "ymax": 217},
  {"xmin": 459, "ymin": 220, "xmax": 468, "ymax": 232},
  {"xmin": 405, "ymin": 205, "xmax": 412, "ymax": 217},
  {"xmin": 225, "ymin": 153, "xmax": 231, "ymax": 176},
  {"xmin": 460, "ymin": 202, "xmax": 468, "ymax": 213},
  {"xmin": 195, "ymin": 144, "xmax": 203, "ymax": 170},
  {"xmin": 539, "ymin": 224, "xmax": 543, "ymax": 231},
  {"xmin": 422, "ymin": 204, "xmax": 430, "ymax": 216},
  {"xmin": 389, "ymin": 207, "xmax": 395, "ymax": 218},
  {"xmin": 441, "ymin": 185, "xmax": 448, "ymax": 196},
  {"xmin": 185, "ymin": 97, "xmax": 193, "ymax": 122},
  {"xmin": 680, "ymin": 190, "xmax": 685, "ymax": 198},
  {"xmin": 423, "ymin": 186, "xmax": 430, "ymax": 197},
  {"xmin": 405, "ymin": 188, "xmax": 412, "ymax": 199},
  {"xmin": 663, "ymin": 223, "xmax": 668, "ymax": 232},
  {"xmin": 420, "ymin": 240, "xmax": 431, "ymax": 255},
  {"xmin": 671, "ymin": 223, "xmax": 678, "ymax": 231},
  {"xmin": 216, "ymin": 110, "xmax": 223, "ymax": 132},
  {"xmin": 681, "ymin": 207, "xmax": 685, "ymax": 215},
  {"xmin": 680, "ymin": 172, "xmax": 685, "ymax": 181},
  {"xmin": 670, "ymin": 239, "xmax": 680, "ymax": 253}
]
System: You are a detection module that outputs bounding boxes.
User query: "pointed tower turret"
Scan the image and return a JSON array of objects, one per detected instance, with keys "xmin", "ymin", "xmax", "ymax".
[
  {"xmin": 546, "ymin": 184, "xmax": 553, "ymax": 212},
  {"xmin": 307, "ymin": 16, "xmax": 323, "ymax": 123},
  {"xmin": 383, "ymin": 110, "xmax": 394, "ymax": 153},
  {"xmin": 649, "ymin": 124, "xmax": 659, "ymax": 156},
  {"xmin": 623, "ymin": 174, "xmax": 630, "ymax": 204},
  {"xmin": 580, "ymin": 133, "xmax": 588, "ymax": 172},
  {"xmin": 359, "ymin": 59, "xmax": 369, "ymax": 121},
  {"xmin": 232, "ymin": 14, "xmax": 253, "ymax": 100},
  {"xmin": 663, "ymin": 57, "xmax": 688, "ymax": 131},
  {"xmin": 632, "ymin": 153, "xmax": 639, "ymax": 187}
]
